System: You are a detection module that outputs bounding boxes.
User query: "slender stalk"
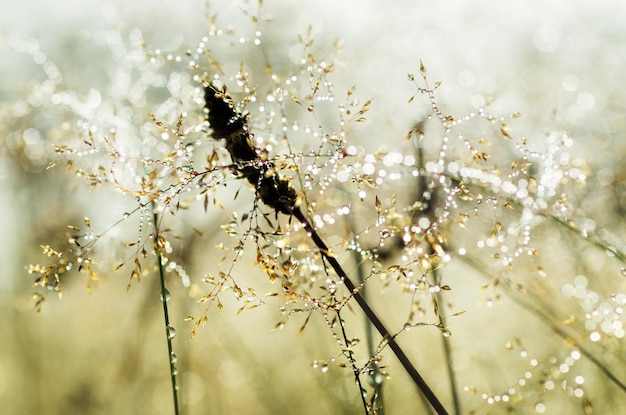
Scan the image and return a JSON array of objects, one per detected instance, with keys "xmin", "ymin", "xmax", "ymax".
[
  {"xmin": 153, "ymin": 206, "xmax": 180, "ymax": 415},
  {"xmin": 544, "ymin": 214, "xmax": 625, "ymax": 262},
  {"xmin": 292, "ymin": 207, "xmax": 449, "ymax": 415},
  {"xmin": 432, "ymin": 268, "xmax": 461, "ymax": 415},
  {"xmin": 335, "ymin": 309, "xmax": 370, "ymax": 415},
  {"xmin": 439, "ymin": 332, "xmax": 458, "ymax": 414},
  {"xmin": 346, "ymin": 215, "xmax": 385, "ymax": 414}
]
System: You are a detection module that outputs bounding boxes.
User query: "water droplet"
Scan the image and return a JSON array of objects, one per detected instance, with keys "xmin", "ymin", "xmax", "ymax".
[
  {"xmin": 170, "ymin": 352, "xmax": 178, "ymax": 364},
  {"xmin": 161, "ymin": 288, "xmax": 171, "ymax": 303},
  {"xmin": 166, "ymin": 325, "xmax": 177, "ymax": 339}
]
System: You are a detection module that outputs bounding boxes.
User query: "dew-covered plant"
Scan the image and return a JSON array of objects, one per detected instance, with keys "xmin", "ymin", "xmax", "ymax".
[{"xmin": 8, "ymin": 1, "xmax": 625, "ymax": 414}]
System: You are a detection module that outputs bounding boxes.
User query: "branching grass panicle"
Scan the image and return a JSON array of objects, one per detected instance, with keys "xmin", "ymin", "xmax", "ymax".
[{"xmin": 14, "ymin": 2, "xmax": 626, "ymax": 415}]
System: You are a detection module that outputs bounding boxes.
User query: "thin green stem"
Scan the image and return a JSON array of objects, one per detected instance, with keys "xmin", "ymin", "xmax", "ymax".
[
  {"xmin": 432, "ymin": 268, "xmax": 461, "ymax": 415},
  {"xmin": 153, "ymin": 205, "xmax": 180, "ymax": 415},
  {"xmin": 543, "ymin": 214, "xmax": 625, "ymax": 262},
  {"xmin": 346, "ymin": 215, "xmax": 385, "ymax": 414}
]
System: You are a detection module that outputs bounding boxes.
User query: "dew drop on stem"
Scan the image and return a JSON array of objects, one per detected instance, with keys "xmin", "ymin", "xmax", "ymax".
[
  {"xmin": 166, "ymin": 325, "xmax": 177, "ymax": 339},
  {"xmin": 161, "ymin": 288, "xmax": 171, "ymax": 303}
]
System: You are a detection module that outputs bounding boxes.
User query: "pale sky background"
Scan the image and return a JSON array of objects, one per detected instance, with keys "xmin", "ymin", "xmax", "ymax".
[{"xmin": 2, "ymin": 0, "xmax": 625, "ymax": 128}]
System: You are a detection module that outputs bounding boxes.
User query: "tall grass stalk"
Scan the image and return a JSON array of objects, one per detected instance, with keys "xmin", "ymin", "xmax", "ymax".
[
  {"xmin": 433, "ymin": 267, "xmax": 460, "ymax": 415},
  {"xmin": 153, "ymin": 205, "xmax": 180, "ymax": 415},
  {"xmin": 335, "ymin": 309, "xmax": 370, "ymax": 414},
  {"xmin": 348, "ymin": 215, "xmax": 385, "ymax": 414}
]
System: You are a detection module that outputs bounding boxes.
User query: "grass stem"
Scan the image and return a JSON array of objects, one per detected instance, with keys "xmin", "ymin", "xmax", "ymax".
[
  {"xmin": 433, "ymin": 268, "xmax": 461, "ymax": 415},
  {"xmin": 346, "ymin": 215, "xmax": 385, "ymax": 414},
  {"xmin": 153, "ymin": 205, "xmax": 180, "ymax": 415},
  {"xmin": 336, "ymin": 309, "xmax": 370, "ymax": 415}
]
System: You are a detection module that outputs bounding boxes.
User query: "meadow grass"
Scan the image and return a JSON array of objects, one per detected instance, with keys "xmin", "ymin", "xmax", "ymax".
[{"xmin": 4, "ymin": 1, "xmax": 625, "ymax": 414}]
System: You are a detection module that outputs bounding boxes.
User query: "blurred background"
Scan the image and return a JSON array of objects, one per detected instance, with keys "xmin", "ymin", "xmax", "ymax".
[{"xmin": 1, "ymin": 0, "xmax": 625, "ymax": 414}]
